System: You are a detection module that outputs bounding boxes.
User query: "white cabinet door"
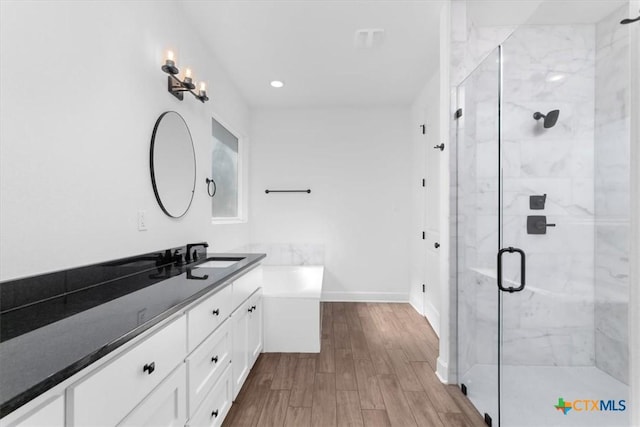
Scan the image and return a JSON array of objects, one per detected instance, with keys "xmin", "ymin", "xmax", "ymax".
[
  {"xmin": 3, "ymin": 395, "xmax": 64, "ymax": 427},
  {"xmin": 117, "ymin": 364, "xmax": 187, "ymax": 427},
  {"xmin": 230, "ymin": 298, "xmax": 250, "ymax": 400},
  {"xmin": 247, "ymin": 290, "xmax": 263, "ymax": 367}
]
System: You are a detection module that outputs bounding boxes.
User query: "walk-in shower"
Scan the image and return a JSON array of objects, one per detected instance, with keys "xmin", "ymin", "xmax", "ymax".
[{"xmin": 454, "ymin": 1, "xmax": 631, "ymax": 426}]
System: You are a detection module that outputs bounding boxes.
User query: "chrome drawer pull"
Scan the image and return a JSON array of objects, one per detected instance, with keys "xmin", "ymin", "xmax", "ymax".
[{"xmin": 143, "ymin": 362, "xmax": 155, "ymax": 375}]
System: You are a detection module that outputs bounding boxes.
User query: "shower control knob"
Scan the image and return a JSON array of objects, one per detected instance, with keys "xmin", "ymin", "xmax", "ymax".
[{"xmin": 527, "ymin": 215, "xmax": 556, "ymax": 234}]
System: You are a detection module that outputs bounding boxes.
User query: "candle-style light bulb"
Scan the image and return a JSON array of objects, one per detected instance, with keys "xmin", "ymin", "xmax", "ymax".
[
  {"xmin": 182, "ymin": 67, "xmax": 195, "ymax": 89},
  {"xmin": 198, "ymin": 81, "xmax": 209, "ymax": 102},
  {"xmin": 162, "ymin": 49, "xmax": 179, "ymax": 75}
]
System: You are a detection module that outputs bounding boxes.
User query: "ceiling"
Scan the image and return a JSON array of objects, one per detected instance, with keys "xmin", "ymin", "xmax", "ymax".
[
  {"xmin": 180, "ymin": 0, "xmax": 444, "ymax": 108},
  {"xmin": 468, "ymin": 0, "xmax": 628, "ymax": 26}
]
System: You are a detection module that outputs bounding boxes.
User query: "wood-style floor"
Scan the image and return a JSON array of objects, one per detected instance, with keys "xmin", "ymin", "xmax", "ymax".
[{"xmin": 223, "ymin": 302, "xmax": 486, "ymax": 427}]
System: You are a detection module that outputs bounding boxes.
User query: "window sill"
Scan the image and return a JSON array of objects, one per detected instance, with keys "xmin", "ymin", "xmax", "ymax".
[{"xmin": 211, "ymin": 218, "xmax": 247, "ymax": 225}]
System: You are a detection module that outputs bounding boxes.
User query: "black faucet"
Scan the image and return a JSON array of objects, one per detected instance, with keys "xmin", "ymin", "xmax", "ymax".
[
  {"xmin": 172, "ymin": 249, "xmax": 184, "ymax": 266},
  {"xmin": 185, "ymin": 242, "xmax": 209, "ymax": 263}
]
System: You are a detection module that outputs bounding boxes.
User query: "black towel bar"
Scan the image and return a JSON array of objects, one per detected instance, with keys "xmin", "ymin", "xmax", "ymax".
[{"xmin": 265, "ymin": 189, "xmax": 311, "ymax": 194}]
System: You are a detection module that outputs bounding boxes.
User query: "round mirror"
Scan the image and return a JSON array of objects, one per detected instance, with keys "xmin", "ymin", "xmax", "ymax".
[{"xmin": 150, "ymin": 111, "xmax": 196, "ymax": 218}]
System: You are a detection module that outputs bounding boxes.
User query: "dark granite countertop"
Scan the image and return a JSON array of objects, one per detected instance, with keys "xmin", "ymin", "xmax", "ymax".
[{"xmin": 0, "ymin": 252, "xmax": 265, "ymax": 418}]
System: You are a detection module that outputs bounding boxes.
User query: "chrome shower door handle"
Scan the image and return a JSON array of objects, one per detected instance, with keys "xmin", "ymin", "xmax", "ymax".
[{"xmin": 497, "ymin": 247, "xmax": 526, "ymax": 293}]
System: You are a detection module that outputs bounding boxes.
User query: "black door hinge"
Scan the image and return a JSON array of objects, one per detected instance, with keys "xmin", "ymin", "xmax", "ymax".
[
  {"xmin": 422, "ymin": 178, "xmax": 426, "ymax": 187},
  {"xmin": 422, "ymin": 284, "xmax": 425, "ymax": 293},
  {"xmin": 420, "ymin": 124, "xmax": 426, "ymax": 134},
  {"xmin": 455, "ymin": 108, "xmax": 463, "ymax": 119},
  {"xmin": 484, "ymin": 413, "xmax": 492, "ymax": 426},
  {"xmin": 422, "ymin": 231, "xmax": 425, "ymax": 240}
]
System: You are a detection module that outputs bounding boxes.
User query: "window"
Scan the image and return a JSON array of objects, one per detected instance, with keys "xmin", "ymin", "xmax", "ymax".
[{"xmin": 211, "ymin": 117, "xmax": 243, "ymax": 221}]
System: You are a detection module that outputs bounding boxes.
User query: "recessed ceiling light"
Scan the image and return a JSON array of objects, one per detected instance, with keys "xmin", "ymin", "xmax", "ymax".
[{"xmin": 270, "ymin": 80, "xmax": 284, "ymax": 88}]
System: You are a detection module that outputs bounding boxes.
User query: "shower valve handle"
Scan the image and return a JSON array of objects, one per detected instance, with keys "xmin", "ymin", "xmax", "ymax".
[{"xmin": 527, "ymin": 216, "xmax": 555, "ymax": 234}]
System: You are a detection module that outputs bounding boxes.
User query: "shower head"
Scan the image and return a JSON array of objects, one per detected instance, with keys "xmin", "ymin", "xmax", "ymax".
[
  {"xmin": 533, "ymin": 109, "xmax": 559, "ymax": 128},
  {"xmin": 620, "ymin": 10, "xmax": 640, "ymax": 25}
]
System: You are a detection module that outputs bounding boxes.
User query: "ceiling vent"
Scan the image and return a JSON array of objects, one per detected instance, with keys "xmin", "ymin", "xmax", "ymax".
[{"xmin": 354, "ymin": 29, "xmax": 385, "ymax": 49}]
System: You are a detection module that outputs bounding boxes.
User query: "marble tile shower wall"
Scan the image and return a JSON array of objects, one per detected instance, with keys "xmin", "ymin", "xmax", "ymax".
[
  {"xmin": 451, "ymin": 1, "xmax": 515, "ymax": 88},
  {"xmin": 497, "ymin": 24, "xmax": 597, "ymax": 367},
  {"xmin": 239, "ymin": 243, "xmax": 325, "ymax": 266},
  {"xmin": 594, "ymin": 5, "xmax": 630, "ymax": 385}
]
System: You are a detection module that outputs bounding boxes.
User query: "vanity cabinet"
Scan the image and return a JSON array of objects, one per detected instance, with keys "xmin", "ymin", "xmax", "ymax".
[
  {"xmin": 231, "ymin": 289, "xmax": 263, "ymax": 399},
  {"xmin": 2, "ymin": 263, "xmax": 263, "ymax": 427}
]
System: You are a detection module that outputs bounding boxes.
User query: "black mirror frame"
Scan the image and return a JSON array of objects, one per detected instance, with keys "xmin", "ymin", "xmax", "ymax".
[{"xmin": 150, "ymin": 111, "xmax": 196, "ymax": 218}]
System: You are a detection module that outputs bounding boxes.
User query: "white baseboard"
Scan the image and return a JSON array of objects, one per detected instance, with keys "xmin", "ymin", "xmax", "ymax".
[
  {"xmin": 321, "ymin": 291, "xmax": 408, "ymax": 302},
  {"xmin": 436, "ymin": 357, "xmax": 450, "ymax": 384},
  {"xmin": 423, "ymin": 300, "xmax": 440, "ymax": 338},
  {"xmin": 409, "ymin": 299, "xmax": 422, "ymax": 315}
]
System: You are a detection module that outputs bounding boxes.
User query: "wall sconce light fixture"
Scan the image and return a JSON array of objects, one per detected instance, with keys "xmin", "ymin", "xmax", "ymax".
[{"xmin": 161, "ymin": 50, "xmax": 209, "ymax": 103}]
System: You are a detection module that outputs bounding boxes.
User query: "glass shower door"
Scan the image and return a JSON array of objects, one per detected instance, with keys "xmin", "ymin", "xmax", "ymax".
[
  {"xmin": 498, "ymin": 3, "xmax": 631, "ymax": 425},
  {"xmin": 456, "ymin": 47, "xmax": 501, "ymax": 425}
]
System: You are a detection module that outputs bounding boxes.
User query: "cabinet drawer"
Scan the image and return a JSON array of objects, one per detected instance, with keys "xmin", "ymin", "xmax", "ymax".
[
  {"xmin": 232, "ymin": 266, "xmax": 262, "ymax": 309},
  {"xmin": 186, "ymin": 365, "xmax": 232, "ymax": 427},
  {"xmin": 117, "ymin": 364, "xmax": 187, "ymax": 427},
  {"xmin": 187, "ymin": 285, "xmax": 232, "ymax": 352},
  {"xmin": 67, "ymin": 316, "xmax": 187, "ymax": 427},
  {"xmin": 186, "ymin": 319, "xmax": 231, "ymax": 417}
]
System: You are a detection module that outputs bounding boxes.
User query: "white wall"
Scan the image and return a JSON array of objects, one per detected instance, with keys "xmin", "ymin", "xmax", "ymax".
[
  {"xmin": 0, "ymin": 1, "xmax": 251, "ymax": 281},
  {"xmin": 249, "ymin": 108, "xmax": 412, "ymax": 301}
]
